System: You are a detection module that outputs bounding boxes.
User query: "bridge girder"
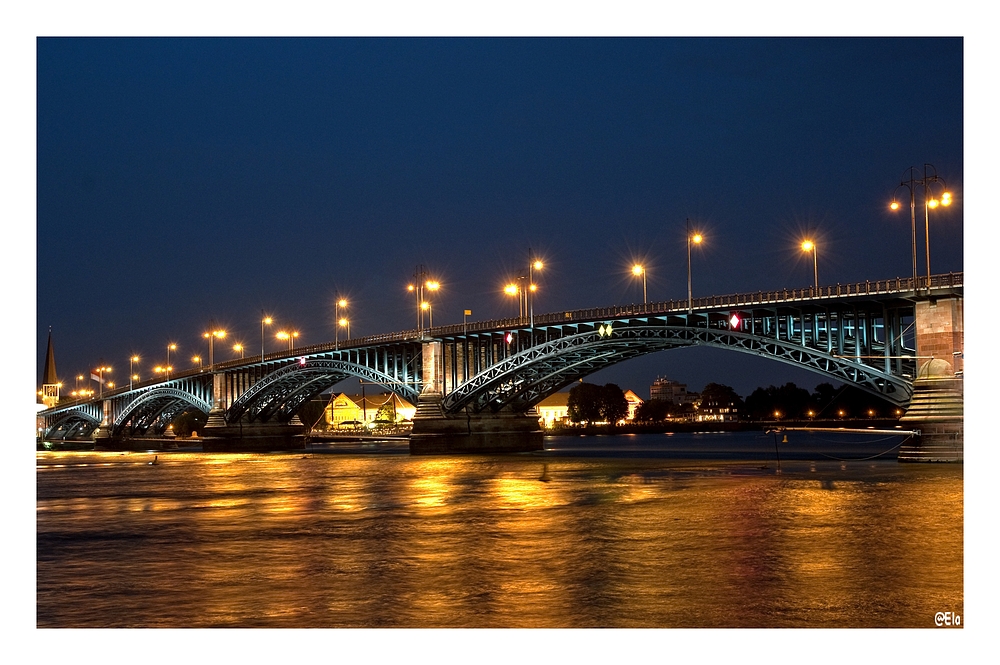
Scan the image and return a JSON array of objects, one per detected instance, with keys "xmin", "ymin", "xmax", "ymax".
[
  {"xmin": 442, "ymin": 325, "xmax": 914, "ymax": 414},
  {"xmin": 43, "ymin": 409, "xmax": 101, "ymax": 440}
]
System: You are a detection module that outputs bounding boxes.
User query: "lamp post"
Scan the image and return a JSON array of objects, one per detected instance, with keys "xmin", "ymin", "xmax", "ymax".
[
  {"xmin": 339, "ymin": 317, "xmax": 350, "ymax": 341},
  {"xmin": 801, "ymin": 240, "xmax": 819, "ymax": 290},
  {"xmin": 336, "ymin": 297, "xmax": 347, "ymax": 350},
  {"xmin": 890, "ymin": 164, "xmax": 952, "ymax": 289},
  {"xmin": 203, "ymin": 327, "xmax": 226, "ymax": 369},
  {"xmin": 192, "ymin": 356, "xmax": 202, "ymax": 371},
  {"xmin": 95, "ymin": 365, "xmax": 111, "ymax": 397},
  {"xmin": 130, "ymin": 355, "xmax": 139, "ymax": 390},
  {"xmin": 687, "ymin": 218, "xmax": 703, "ymax": 313},
  {"xmin": 408, "ymin": 266, "xmax": 440, "ymax": 336},
  {"xmin": 528, "ymin": 249, "xmax": 543, "ymax": 332},
  {"xmin": 632, "ymin": 264, "xmax": 646, "ymax": 304},
  {"xmin": 276, "ymin": 330, "xmax": 298, "ymax": 351},
  {"xmin": 261, "ymin": 312, "xmax": 272, "ymax": 362},
  {"xmin": 233, "ymin": 343, "xmax": 244, "ymax": 360},
  {"xmin": 166, "ymin": 344, "xmax": 176, "ymax": 379},
  {"xmin": 421, "ymin": 301, "xmax": 433, "ymax": 329}
]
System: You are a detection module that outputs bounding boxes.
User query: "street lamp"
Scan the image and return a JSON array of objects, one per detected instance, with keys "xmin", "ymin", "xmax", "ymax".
[
  {"xmin": 192, "ymin": 356, "xmax": 202, "ymax": 371},
  {"xmin": 166, "ymin": 343, "xmax": 176, "ymax": 378},
  {"xmin": 261, "ymin": 313, "xmax": 272, "ymax": 362},
  {"xmin": 233, "ymin": 343, "xmax": 244, "ymax": 359},
  {"xmin": 528, "ymin": 249, "xmax": 543, "ymax": 331},
  {"xmin": 203, "ymin": 328, "xmax": 227, "ymax": 369},
  {"xmin": 420, "ymin": 301, "xmax": 433, "ymax": 329},
  {"xmin": 335, "ymin": 298, "xmax": 348, "ymax": 350},
  {"xmin": 129, "ymin": 355, "xmax": 139, "ymax": 390},
  {"xmin": 95, "ymin": 365, "xmax": 111, "ymax": 397},
  {"xmin": 408, "ymin": 266, "xmax": 440, "ymax": 335},
  {"xmin": 890, "ymin": 164, "xmax": 953, "ymax": 289},
  {"xmin": 632, "ymin": 264, "xmax": 646, "ymax": 304},
  {"xmin": 687, "ymin": 218, "xmax": 703, "ymax": 313},
  {"xmin": 276, "ymin": 330, "xmax": 299, "ymax": 351},
  {"xmin": 801, "ymin": 240, "xmax": 819, "ymax": 290},
  {"xmin": 339, "ymin": 317, "xmax": 350, "ymax": 341}
]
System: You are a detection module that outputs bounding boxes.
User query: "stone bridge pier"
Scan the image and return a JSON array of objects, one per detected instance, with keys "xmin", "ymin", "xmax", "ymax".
[
  {"xmin": 900, "ymin": 296, "xmax": 964, "ymax": 462},
  {"xmin": 409, "ymin": 340, "xmax": 543, "ymax": 454},
  {"xmin": 201, "ymin": 372, "xmax": 307, "ymax": 451}
]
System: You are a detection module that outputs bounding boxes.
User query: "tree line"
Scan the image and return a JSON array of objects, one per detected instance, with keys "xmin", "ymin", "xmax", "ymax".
[{"xmin": 567, "ymin": 380, "xmax": 898, "ymax": 425}]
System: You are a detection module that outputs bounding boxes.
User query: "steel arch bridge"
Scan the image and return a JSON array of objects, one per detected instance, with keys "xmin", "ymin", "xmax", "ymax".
[{"xmin": 38, "ymin": 273, "xmax": 962, "ymax": 440}]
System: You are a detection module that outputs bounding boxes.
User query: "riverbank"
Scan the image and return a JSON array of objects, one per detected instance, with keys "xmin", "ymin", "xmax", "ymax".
[{"xmin": 544, "ymin": 418, "xmax": 907, "ymax": 436}]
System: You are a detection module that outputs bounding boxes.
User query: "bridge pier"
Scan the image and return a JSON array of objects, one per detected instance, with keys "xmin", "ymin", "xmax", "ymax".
[
  {"xmin": 200, "ymin": 373, "xmax": 306, "ymax": 451},
  {"xmin": 899, "ymin": 297, "xmax": 963, "ymax": 462},
  {"xmin": 409, "ymin": 340, "xmax": 543, "ymax": 454}
]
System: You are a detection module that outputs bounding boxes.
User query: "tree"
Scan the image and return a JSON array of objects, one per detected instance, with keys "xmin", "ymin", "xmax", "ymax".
[
  {"xmin": 635, "ymin": 399, "xmax": 675, "ymax": 422},
  {"xmin": 568, "ymin": 382, "xmax": 629, "ymax": 424}
]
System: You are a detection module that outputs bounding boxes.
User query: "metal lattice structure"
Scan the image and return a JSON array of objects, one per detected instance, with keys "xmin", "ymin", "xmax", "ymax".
[{"xmin": 38, "ymin": 272, "xmax": 961, "ymax": 439}]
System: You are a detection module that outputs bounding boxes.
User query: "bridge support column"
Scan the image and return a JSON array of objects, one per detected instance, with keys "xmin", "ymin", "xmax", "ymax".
[
  {"xmin": 409, "ymin": 340, "xmax": 543, "ymax": 454},
  {"xmin": 899, "ymin": 297, "xmax": 963, "ymax": 462},
  {"xmin": 201, "ymin": 373, "xmax": 306, "ymax": 451}
]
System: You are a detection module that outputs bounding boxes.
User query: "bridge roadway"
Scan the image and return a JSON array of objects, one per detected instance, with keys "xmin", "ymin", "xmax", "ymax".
[{"xmin": 40, "ymin": 272, "xmax": 963, "ymax": 453}]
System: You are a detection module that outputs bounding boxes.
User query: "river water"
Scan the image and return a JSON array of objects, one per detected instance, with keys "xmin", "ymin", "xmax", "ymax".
[{"xmin": 36, "ymin": 432, "xmax": 963, "ymax": 628}]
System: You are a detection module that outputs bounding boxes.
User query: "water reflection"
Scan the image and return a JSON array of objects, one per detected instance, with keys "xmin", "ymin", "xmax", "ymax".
[{"xmin": 36, "ymin": 443, "xmax": 963, "ymax": 628}]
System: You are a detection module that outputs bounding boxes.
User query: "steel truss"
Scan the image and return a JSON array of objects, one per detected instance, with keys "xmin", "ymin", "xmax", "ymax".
[
  {"xmin": 443, "ymin": 325, "xmax": 914, "ymax": 414},
  {"xmin": 225, "ymin": 358, "xmax": 420, "ymax": 424}
]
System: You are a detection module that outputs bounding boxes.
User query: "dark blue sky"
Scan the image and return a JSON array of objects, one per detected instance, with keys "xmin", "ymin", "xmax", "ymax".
[{"xmin": 35, "ymin": 37, "xmax": 964, "ymax": 398}]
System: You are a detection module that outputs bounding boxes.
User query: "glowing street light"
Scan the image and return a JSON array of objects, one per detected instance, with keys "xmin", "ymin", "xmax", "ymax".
[
  {"xmin": 166, "ymin": 343, "xmax": 177, "ymax": 378},
  {"xmin": 95, "ymin": 365, "xmax": 111, "ymax": 397},
  {"xmin": 192, "ymin": 356, "xmax": 202, "ymax": 371},
  {"xmin": 130, "ymin": 355, "xmax": 140, "ymax": 390},
  {"xmin": 336, "ymin": 297, "xmax": 348, "ymax": 350},
  {"xmin": 420, "ymin": 301, "xmax": 433, "ymax": 329},
  {"xmin": 261, "ymin": 312, "xmax": 272, "ymax": 362},
  {"xmin": 528, "ymin": 249, "xmax": 543, "ymax": 331},
  {"xmin": 631, "ymin": 264, "xmax": 646, "ymax": 304},
  {"xmin": 233, "ymin": 343, "xmax": 244, "ymax": 359},
  {"xmin": 890, "ymin": 164, "xmax": 953, "ymax": 289},
  {"xmin": 203, "ymin": 328, "xmax": 227, "ymax": 369},
  {"xmin": 339, "ymin": 317, "xmax": 350, "ymax": 341},
  {"xmin": 687, "ymin": 218, "xmax": 703, "ymax": 313},
  {"xmin": 801, "ymin": 239, "xmax": 819, "ymax": 290},
  {"xmin": 408, "ymin": 266, "xmax": 440, "ymax": 335},
  {"xmin": 276, "ymin": 330, "xmax": 299, "ymax": 351}
]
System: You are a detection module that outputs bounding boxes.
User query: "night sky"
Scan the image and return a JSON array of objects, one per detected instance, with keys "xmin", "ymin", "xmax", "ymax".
[{"xmin": 34, "ymin": 37, "xmax": 964, "ymax": 400}]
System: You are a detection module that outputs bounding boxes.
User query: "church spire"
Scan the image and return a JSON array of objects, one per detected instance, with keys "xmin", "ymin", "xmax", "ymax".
[{"xmin": 43, "ymin": 327, "xmax": 58, "ymax": 385}]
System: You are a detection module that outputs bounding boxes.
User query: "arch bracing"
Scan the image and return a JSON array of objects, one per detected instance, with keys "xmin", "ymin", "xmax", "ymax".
[
  {"xmin": 225, "ymin": 359, "xmax": 421, "ymax": 424},
  {"xmin": 442, "ymin": 325, "xmax": 913, "ymax": 414},
  {"xmin": 43, "ymin": 408, "xmax": 102, "ymax": 440},
  {"xmin": 112, "ymin": 387, "xmax": 214, "ymax": 437}
]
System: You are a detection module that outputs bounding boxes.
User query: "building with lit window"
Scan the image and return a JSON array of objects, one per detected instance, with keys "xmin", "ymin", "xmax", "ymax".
[
  {"xmin": 536, "ymin": 392, "xmax": 571, "ymax": 428},
  {"xmin": 324, "ymin": 392, "xmax": 415, "ymax": 429},
  {"xmin": 649, "ymin": 376, "xmax": 699, "ymax": 406}
]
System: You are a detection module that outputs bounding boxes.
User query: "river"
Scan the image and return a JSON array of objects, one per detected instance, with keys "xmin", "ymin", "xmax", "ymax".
[{"xmin": 36, "ymin": 431, "xmax": 963, "ymax": 628}]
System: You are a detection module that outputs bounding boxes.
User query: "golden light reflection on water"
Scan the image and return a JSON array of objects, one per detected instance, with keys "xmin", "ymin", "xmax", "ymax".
[{"xmin": 36, "ymin": 450, "xmax": 963, "ymax": 628}]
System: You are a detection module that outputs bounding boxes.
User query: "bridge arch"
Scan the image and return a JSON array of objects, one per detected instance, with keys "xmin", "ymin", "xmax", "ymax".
[
  {"xmin": 43, "ymin": 408, "xmax": 102, "ymax": 440},
  {"xmin": 112, "ymin": 387, "xmax": 213, "ymax": 437},
  {"xmin": 226, "ymin": 358, "xmax": 421, "ymax": 424},
  {"xmin": 441, "ymin": 325, "xmax": 913, "ymax": 414}
]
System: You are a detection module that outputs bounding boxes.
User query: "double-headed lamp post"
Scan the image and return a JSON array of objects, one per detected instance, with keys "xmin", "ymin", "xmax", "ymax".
[
  {"xmin": 528, "ymin": 250, "xmax": 543, "ymax": 331},
  {"xmin": 801, "ymin": 240, "xmax": 819, "ymax": 290},
  {"xmin": 632, "ymin": 264, "xmax": 647, "ymax": 304},
  {"xmin": 336, "ymin": 298, "xmax": 348, "ymax": 350},
  {"xmin": 95, "ymin": 365, "xmax": 111, "ymax": 397},
  {"xmin": 203, "ymin": 328, "xmax": 226, "ymax": 369},
  {"xmin": 890, "ymin": 164, "xmax": 952, "ymax": 289},
  {"xmin": 129, "ymin": 355, "xmax": 139, "ymax": 390},
  {"xmin": 687, "ymin": 218, "xmax": 703, "ymax": 313}
]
